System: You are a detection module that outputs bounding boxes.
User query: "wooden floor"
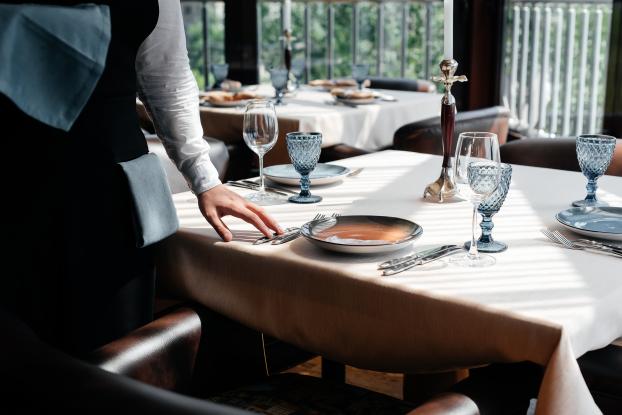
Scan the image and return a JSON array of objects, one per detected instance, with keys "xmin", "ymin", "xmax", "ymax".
[{"xmin": 285, "ymin": 357, "xmax": 404, "ymax": 399}]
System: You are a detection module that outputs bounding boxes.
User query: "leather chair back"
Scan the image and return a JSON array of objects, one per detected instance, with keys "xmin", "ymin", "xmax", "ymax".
[
  {"xmin": 369, "ymin": 77, "xmax": 436, "ymax": 93},
  {"xmin": 500, "ymin": 137, "xmax": 622, "ymax": 177},
  {"xmin": 393, "ymin": 106, "xmax": 510, "ymax": 155},
  {"xmin": 88, "ymin": 307, "xmax": 202, "ymax": 393}
]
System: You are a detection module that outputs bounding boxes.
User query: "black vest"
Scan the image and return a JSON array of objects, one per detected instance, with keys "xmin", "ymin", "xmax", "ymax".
[{"xmin": 0, "ymin": 1, "xmax": 160, "ymax": 354}]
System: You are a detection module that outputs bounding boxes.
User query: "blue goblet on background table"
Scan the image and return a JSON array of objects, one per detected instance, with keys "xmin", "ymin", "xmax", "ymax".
[
  {"xmin": 286, "ymin": 132, "xmax": 322, "ymax": 204},
  {"xmin": 270, "ymin": 68, "xmax": 289, "ymax": 105},
  {"xmin": 464, "ymin": 163, "xmax": 512, "ymax": 253},
  {"xmin": 573, "ymin": 134, "xmax": 616, "ymax": 207},
  {"xmin": 352, "ymin": 64, "xmax": 369, "ymax": 90},
  {"xmin": 210, "ymin": 63, "xmax": 228, "ymax": 89}
]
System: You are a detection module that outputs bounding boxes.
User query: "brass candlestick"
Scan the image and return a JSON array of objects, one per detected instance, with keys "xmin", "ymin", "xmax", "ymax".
[{"xmin": 423, "ymin": 58, "xmax": 468, "ymax": 203}]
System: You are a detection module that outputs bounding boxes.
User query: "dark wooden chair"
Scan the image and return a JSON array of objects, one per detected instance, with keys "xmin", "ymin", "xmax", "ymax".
[
  {"xmin": 499, "ymin": 137, "xmax": 622, "ymax": 177},
  {"xmin": 1, "ymin": 305, "xmax": 487, "ymax": 415},
  {"xmin": 393, "ymin": 106, "xmax": 511, "ymax": 155},
  {"xmin": 578, "ymin": 343, "xmax": 622, "ymax": 414},
  {"xmin": 369, "ymin": 77, "xmax": 436, "ymax": 93}
]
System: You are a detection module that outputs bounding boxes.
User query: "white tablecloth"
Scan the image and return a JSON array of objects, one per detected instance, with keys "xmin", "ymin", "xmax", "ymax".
[
  {"xmin": 200, "ymin": 86, "xmax": 441, "ymax": 150},
  {"xmin": 158, "ymin": 151, "xmax": 622, "ymax": 415}
]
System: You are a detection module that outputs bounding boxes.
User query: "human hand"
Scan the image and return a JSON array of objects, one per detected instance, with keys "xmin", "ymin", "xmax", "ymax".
[{"xmin": 197, "ymin": 184, "xmax": 283, "ymax": 241}]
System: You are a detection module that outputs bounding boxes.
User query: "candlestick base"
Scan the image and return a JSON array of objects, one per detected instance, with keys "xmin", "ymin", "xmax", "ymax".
[{"xmin": 423, "ymin": 167, "xmax": 461, "ymax": 203}]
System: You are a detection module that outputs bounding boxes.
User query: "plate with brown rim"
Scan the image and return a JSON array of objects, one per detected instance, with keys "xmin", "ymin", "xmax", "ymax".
[{"xmin": 300, "ymin": 215, "xmax": 423, "ymax": 254}]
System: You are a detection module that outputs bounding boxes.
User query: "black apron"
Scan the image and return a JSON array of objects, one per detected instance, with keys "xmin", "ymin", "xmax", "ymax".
[{"xmin": 0, "ymin": 0, "xmax": 160, "ymax": 355}]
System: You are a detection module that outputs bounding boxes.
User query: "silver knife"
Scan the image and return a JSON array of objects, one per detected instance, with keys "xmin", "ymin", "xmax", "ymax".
[
  {"xmin": 226, "ymin": 182, "xmax": 288, "ymax": 196},
  {"xmin": 378, "ymin": 245, "xmax": 458, "ymax": 270},
  {"xmin": 382, "ymin": 246, "xmax": 464, "ymax": 276},
  {"xmin": 253, "ymin": 227, "xmax": 299, "ymax": 245},
  {"xmin": 241, "ymin": 180, "xmax": 298, "ymax": 195},
  {"xmin": 272, "ymin": 230, "xmax": 302, "ymax": 245}
]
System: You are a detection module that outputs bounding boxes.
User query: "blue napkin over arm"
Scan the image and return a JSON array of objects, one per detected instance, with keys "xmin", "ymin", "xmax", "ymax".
[
  {"xmin": 0, "ymin": 4, "xmax": 111, "ymax": 131},
  {"xmin": 119, "ymin": 153, "xmax": 180, "ymax": 248}
]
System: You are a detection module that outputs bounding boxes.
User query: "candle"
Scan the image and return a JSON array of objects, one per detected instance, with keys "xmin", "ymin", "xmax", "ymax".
[
  {"xmin": 444, "ymin": 0, "xmax": 453, "ymax": 59},
  {"xmin": 283, "ymin": 0, "xmax": 291, "ymax": 32}
]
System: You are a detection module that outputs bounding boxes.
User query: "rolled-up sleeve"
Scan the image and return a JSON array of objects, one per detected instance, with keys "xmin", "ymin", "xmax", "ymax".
[{"xmin": 135, "ymin": 0, "xmax": 220, "ymax": 195}]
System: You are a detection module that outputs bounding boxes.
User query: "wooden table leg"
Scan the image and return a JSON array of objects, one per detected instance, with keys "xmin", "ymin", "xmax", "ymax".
[
  {"xmin": 321, "ymin": 358, "xmax": 346, "ymax": 383},
  {"xmin": 403, "ymin": 370, "xmax": 469, "ymax": 405}
]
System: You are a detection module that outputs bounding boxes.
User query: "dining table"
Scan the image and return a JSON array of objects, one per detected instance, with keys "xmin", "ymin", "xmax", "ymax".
[
  {"xmin": 195, "ymin": 85, "xmax": 441, "ymax": 165},
  {"xmin": 156, "ymin": 150, "xmax": 622, "ymax": 415}
]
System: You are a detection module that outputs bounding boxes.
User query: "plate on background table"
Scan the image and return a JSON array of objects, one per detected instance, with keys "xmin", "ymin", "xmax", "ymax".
[
  {"xmin": 556, "ymin": 207, "xmax": 622, "ymax": 241},
  {"xmin": 335, "ymin": 96, "xmax": 378, "ymax": 105},
  {"xmin": 264, "ymin": 163, "xmax": 350, "ymax": 186},
  {"xmin": 201, "ymin": 99, "xmax": 251, "ymax": 108},
  {"xmin": 301, "ymin": 215, "xmax": 423, "ymax": 254}
]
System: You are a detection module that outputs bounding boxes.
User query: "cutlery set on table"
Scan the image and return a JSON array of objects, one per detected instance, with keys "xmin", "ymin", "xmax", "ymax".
[{"xmin": 542, "ymin": 135, "xmax": 622, "ymax": 256}]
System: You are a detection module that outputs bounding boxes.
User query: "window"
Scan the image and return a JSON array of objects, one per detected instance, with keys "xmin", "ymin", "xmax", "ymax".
[{"xmin": 501, "ymin": 1, "xmax": 614, "ymax": 137}]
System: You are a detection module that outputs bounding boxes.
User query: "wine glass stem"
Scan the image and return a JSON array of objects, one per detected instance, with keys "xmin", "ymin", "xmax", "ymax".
[
  {"xmin": 585, "ymin": 178, "xmax": 598, "ymax": 202},
  {"xmin": 300, "ymin": 173, "xmax": 311, "ymax": 197},
  {"xmin": 479, "ymin": 214, "xmax": 494, "ymax": 244},
  {"xmin": 258, "ymin": 154, "xmax": 266, "ymax": 195},
  {"xmin": 468, "ymin": 205, "xmax": 480, "ymax": 260}
]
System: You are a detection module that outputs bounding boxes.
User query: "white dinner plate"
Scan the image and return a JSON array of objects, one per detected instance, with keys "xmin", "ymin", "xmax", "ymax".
[
  {"xmin": 201, "ymin": 99, "xmax": 251, "ymax": 108},
  {"xmin": 300, "ymin": 215, "xmax": 423, "ymax": 254},
  {"xmin": 264, "ymin": 164, "xmax": 350, "ymax": 186},
  {"xmin": 556, "ymin": 207, "xmax": 622, "ymax": 241},
  {"xmin": 336, "ymin": 96, "xmax": 378, "ymax": 105}
]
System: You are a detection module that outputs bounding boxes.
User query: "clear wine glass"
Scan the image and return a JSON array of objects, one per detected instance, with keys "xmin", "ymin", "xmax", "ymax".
[
  {"xmin": 452, "ymin": 132, "xmax": 502, "ymax": 267},
  {"xmin": 352, "ymin": 64, "xmax": 369, "ymax": 90},
  {"xmin": 242, "ymin": 100, "xmax": 285, "ymax": 205}
]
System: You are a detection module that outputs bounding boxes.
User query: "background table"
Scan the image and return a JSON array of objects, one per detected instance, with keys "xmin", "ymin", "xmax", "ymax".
[
  {"xmin": 198, "ymin": 87, "xmax": 441, "ymax": 164},
  {"xmin": 157, "ymin": 151, "xmax": 622, "ymax": 415}
]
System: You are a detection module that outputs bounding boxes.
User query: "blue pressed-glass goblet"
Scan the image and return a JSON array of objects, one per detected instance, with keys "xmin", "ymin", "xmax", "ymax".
[
  {"xmin": 572, "ymin": 134, "xmax": 616, "ymax": 207},
  {"xmin": 210, "ymin": 63, "xmax": 228, "ymax": 89},
  {"xmin": 270, "ymin": 68, "xmax": 289, "ymax": 105},
  {"xmin": 291, "ymin": 58, "xmax": 305, "ymax": 90},
  {"xmin": 464, "ymin": 163, "xmax": 512, "ymax": 253},
  {"xmin": 352, "ymin": 64, "xmax": 369, "ymax": 90},
  {"xmin": 286, "ymin": 132, "xmax": 322, "ymax": 204}
]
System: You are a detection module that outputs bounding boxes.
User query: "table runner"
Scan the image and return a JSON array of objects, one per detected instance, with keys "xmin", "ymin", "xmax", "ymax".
[{"xmin": 157, "ymin": 150, "xmax": 622, "ymax": 415}]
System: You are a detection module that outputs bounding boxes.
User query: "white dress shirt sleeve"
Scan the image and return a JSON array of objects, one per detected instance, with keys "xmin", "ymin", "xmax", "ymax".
[{"xmin": 135, "ymin": 0, "xmax": 221, "ymax": 195}]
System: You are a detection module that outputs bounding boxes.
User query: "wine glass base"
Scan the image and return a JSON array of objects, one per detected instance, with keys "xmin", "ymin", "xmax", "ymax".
[
  {"xmin": 288, "ymin": 194, "xmax": 322, "ymax": 204},
  {"xmin": 464, "ymin": 240, "xmax": 507, "ymax": 253},
  {"xmin": 449, "ymin": 252, "xmax": 496, "ymax": 268},
  {"xmin": 572, "ymin": 199, "xmax": 608, "ymax": 208},
  {"xmin": 245, "ymin": 192, "xmax": 288, "ymax": 206}
]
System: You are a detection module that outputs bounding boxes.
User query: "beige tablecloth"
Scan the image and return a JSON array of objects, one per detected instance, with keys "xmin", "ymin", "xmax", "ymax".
[
  {"xmin": 199, "ymin": 86, "xmax": 441, "ymax": 164},
  {"xmin": 157, "ymin": 151, "xmax": 622, "ymax": 415}
]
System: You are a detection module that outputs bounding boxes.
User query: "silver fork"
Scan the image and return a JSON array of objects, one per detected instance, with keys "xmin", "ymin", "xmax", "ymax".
[
  {"xmin": 272, "ymin": 213, "xmax": 340, "ymax": 245},
  {"xmin": 541, "ymin": 229, "xmax": 622, "ymax": 257},
  {"xmin": 551, "ymin": 230, "xmax": 622, "ymax": 255}
]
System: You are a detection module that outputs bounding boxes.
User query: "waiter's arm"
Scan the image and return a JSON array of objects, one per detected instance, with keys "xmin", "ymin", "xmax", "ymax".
[{"xmin": 134, "ymin": 0, "xmax": 281, "ymax": 241}]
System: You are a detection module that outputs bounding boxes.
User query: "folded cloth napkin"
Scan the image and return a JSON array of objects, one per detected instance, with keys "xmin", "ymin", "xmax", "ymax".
[
  {"xmin": 0, "ymin": 4, "xmax": 111, "ymax": 131},
  {"xmin": 119, "ymin": 153, "xmax": 180, "ymax": 248}
]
